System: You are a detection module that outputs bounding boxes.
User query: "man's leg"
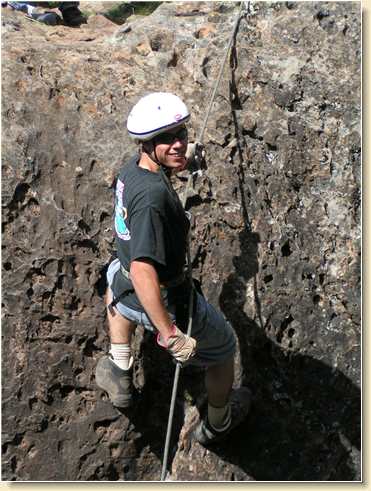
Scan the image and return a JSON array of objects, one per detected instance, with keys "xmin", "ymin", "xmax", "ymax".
[
  {"xmin": 194, "ymin": 355, "xmax": 251, "ymax": 445},
  {"xmin": 95, "ymin": 288, "xmax": 136, "ymax": 407},
  {"xmin": 205, "ymin": 356, "xmax": 234, "ymax": 408},
  {"xmin": 204, "ymin": 356, "xmax": 235, "ymax": 431},
  {"xmin": 105, "ymin": 287, "xmax": 136, "ymax": 371},
  {"xmin": 204, "ymin": 356, "xmax": 234, "ymax": 431},
  {"xmin": 105, "ymin": 287, "xmax": 136, "ymax": 345},
  {"xmin": 189, "ymin": 294, "xmax": 251, "ymax": 445}
]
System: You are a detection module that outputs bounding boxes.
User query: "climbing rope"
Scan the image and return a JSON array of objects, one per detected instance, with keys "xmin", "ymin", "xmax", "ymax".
[
  {"xmin": 160, "ymin": 233, "xmax": 194, "ymax": 481},
  {"xmin": 181, "ymin": 0, "xmax": 247, "ymax": 209},
  {"xmin": 160, "ymin": 2, "xmax": 249, "ymax": 481}
]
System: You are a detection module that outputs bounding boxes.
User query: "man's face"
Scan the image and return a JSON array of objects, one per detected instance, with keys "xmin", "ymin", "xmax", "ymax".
[{"xmin": 153, "ymin": 126, "xmax": 188, "ymax": 172}]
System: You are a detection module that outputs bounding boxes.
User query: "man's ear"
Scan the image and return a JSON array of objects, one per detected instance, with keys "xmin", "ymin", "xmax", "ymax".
[{"xmin": 142, "ymin": 140, "xmax": 154, "ymax": 154}]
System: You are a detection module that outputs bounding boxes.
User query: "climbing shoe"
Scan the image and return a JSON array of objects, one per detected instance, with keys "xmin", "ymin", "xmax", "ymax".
[
  {"xmin": 193, "ymin": 387, "xmax": 252, "ymax": 446},
  {"xmin": 95, "ymin": 355, "xmax": 133, "ymax": 408},
  {"xmin": 61, "ymin": 5, "xmax": 85, "ymax": 26}
]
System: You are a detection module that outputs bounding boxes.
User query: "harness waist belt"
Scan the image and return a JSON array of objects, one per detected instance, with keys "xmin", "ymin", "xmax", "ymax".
[{"xmin": 120, "ymin": 265, "xmax": 186, "ymax": 289}]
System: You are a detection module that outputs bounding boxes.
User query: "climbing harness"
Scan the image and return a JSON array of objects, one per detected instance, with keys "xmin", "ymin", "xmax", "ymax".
[
  {"xmin": 160, "ymin": 1, "xmax": 250, "ymax": 480},
  {"xmin": 120, "ymin": 264, "xmax": 186, "ymax": 289}
]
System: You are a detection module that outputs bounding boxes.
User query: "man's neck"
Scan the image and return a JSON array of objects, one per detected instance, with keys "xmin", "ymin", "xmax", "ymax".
[{"xmin": 138, "ymin": 152, "xmax": 160, "ymax": 173}]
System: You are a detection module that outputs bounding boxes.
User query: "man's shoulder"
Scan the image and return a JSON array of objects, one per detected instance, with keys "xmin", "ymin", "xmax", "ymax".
[
  {"xmin": 116, "ymin": 156, "xmax": 166, "ymax": 209},
  {"xmin": 118, "ymin": 154, "xmax": 139, "ymax": 179},
  {"xmin": 118, "ymin": 156, "xmax": 151, "ymax": 196}
]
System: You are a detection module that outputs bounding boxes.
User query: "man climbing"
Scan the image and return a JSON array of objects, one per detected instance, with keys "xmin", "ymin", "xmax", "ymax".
[
  {"xmin": 5, "ymin": 1, "xmax": 85, "ymax": 26},
  {"xmin": 95, "ymin": 92, "xmax": 251, "ymax": 446}
]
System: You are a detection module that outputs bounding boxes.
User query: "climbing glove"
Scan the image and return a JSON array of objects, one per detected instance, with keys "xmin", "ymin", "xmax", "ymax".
[
  {"xmin": 186, "ymin": 142, "xmax": 206, "ymax": 172},
  {"xmin": 157, "ymin": 324, "xmax": 197, "ymax": 365}
]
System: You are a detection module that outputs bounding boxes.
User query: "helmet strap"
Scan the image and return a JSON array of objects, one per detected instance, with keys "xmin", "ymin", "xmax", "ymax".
[{"xmin": 142, "ymin": 141, "xmax": 168, "ymax": 173}]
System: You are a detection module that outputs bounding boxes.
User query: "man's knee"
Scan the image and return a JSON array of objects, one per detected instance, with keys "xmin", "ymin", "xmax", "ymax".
[
  {"xmin": 206, "ymin": 356, "xmax": 234, "ymax": 379},
  {"xmin": 104, "ymin": 288, "xmax": 134, "ymax": 329}
]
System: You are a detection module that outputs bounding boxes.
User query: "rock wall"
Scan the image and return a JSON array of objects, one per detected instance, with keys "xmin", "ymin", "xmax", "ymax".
[{"xmin": 2, "ymin": 1, "xmax": 361, "ymax": 481}]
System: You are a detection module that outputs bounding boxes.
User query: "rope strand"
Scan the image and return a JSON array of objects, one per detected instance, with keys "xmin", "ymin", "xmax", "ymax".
[{"xmin": 181, "ymin": 1, "xmax": 246, "ymax": 209}]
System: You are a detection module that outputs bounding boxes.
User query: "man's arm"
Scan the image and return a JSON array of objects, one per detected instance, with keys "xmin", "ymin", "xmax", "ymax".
[{"xmin": 130, "ymin": 258, "xmax": 196, "ymax": 363}]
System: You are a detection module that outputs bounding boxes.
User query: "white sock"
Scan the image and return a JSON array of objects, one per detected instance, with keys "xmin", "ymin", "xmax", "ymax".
[
  {"xmin": 208, "ymin": 403, "xmax": 231, "ymax": 432},
  {"xmin": 27, "ymin": 5, "xmax": 35, "ymax": 15},
  {"xmin": 109, "ymin": 343, "xmax": 133, "ymax": 371}
]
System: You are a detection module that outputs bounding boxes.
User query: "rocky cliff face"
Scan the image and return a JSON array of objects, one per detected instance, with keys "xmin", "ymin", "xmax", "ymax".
[{"xmin": 2, "ymin": 1, "xmax": 361, "ymax": 481}]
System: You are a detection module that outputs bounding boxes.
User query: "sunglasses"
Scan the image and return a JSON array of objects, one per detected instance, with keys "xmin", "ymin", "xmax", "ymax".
[{"xmin": 154, "ymin": 127, "xmax": 188, "ymax": 145}]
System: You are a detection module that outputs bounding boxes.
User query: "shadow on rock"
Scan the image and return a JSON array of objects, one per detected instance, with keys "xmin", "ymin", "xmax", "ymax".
[
  {"xmin": 199, "ymin": 19, "xmax": 362, "ymax": 480},
  {"xmin": 210, "ymin": 228, "xmax": 361, "ymax": 481}
]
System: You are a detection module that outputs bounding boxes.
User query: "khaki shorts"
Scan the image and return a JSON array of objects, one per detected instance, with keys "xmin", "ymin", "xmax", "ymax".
[{"xmin": 107, "ymin": 259, "xmax": 236, "ymax": 368}]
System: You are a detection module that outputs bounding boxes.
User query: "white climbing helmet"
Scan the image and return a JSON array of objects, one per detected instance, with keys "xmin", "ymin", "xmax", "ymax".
[{"xmin": 127, "ymin": 92, "xmax": 190, "ymax": 141}]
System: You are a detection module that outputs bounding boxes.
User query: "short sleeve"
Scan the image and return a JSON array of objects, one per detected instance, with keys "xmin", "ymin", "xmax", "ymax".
[{"xmin": 129, "ymin": 207, "xmax": 166, "ymax": 266}]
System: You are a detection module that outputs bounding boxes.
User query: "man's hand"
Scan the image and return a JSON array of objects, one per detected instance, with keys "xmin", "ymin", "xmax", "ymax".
[
  {"xmin": 157, "ymin": 325, "xmax": 197, "ymax": 364},
  {"xmin": 186, "ymin": 142, "xmax": 206, "ymax": 172}
]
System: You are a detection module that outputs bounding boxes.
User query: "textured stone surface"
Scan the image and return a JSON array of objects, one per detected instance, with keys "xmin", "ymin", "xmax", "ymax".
[{"xmin": 2, "ymin": 1, "xmax": 361, "ymax": 481}]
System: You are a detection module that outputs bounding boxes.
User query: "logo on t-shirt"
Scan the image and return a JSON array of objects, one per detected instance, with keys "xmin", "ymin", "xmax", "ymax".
[{"xmin": 115, "ymin": 179, "xmax": 131, "ymax": 241}]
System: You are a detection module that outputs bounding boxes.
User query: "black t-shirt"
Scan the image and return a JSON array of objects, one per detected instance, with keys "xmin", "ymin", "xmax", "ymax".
[{"xmin": 111, "ymin": 155, "xmax": 190, "ymax": 312}]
